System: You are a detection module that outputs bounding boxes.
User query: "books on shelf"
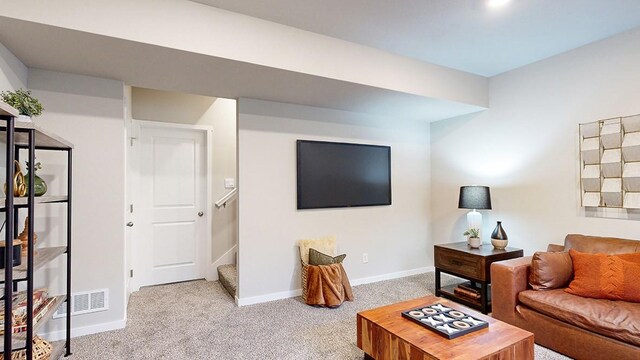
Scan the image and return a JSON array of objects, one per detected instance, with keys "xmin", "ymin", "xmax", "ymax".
[
  {"xmin": 454, "ymin": 285, "xmax": 481, "ymax": 301},
  {"xmin": 457, "ymin": 282, "xmax": 480, "ymax": 293},
  {"xmin": 11, "ymin": 297, "xmax": 56, "ymax": 334},
  {"xmin": 0, "ymin": 288, "xmax": 53, "ymax": 335}
]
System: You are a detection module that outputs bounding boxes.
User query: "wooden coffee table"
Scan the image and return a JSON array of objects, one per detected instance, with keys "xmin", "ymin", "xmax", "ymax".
[{"xmin": 357, "ymin": 296, "xmax": 533, "ymax": 360}]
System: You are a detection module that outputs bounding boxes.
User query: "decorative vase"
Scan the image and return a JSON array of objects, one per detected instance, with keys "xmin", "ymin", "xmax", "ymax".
[
  {"xmin": 491, "ymin": 221, "xmax": 508, "ymax": 250},
  {"xmin": 17, "ymin": 115, "xmax": 32, "ymax": 123},
  {"xmin": 18, "ymin": 216, "xmax": 38, "ymax": 258},
  {"xmin": 25, "ymin": 172, "xmax": 47, "ymax": 197},
  {"xmin": 468, "ymin": 237, "xmax": 481, "ymax": 248},
  {"xmin": 3, "ymin": 160, "xmax": 27, "ymax": 197}
]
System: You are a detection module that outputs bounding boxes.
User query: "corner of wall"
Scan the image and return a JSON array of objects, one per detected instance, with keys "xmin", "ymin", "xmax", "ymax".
[{"xmin": 0, "ymin": 41, "xmax": 27, "ymax": 90}]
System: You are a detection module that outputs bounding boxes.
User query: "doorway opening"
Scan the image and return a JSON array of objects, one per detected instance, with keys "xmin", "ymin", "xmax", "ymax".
[{"xmin": 125, "ymin": 87, "xmax": 238, "ymax": 303}]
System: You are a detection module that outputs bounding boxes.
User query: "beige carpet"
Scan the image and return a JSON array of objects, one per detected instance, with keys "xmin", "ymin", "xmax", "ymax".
[
  {"xmin": 217, "ymin": 264, "xmax": 238, "ymax": 296},
  {"xmin": 67, "ymin": 272, "xmax": 570, "ymax": 359}
]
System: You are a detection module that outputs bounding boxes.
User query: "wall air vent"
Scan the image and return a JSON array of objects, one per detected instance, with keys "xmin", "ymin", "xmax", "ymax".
[{"xmin": 53, "ymin": 288, "xmax": 109, "ymax": 319}]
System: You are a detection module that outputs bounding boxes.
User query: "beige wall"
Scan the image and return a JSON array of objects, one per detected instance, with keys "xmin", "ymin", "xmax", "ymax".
[
  {"xmin": 237, "ymin": 98, "xmax": 431, "ymax": 302},
  {"xmin": 27, "ymin": 69, "xmax": 127, "ymax": 336},
  {"xmin": 1, "ymin": 48, "xmax": 126, "ymax": 337},
  {"xmin": 131, "ymin": 88, "xmax": 238, "ymax": 266},
  {"xmin": 431, "ymin": 27, "xmax": 640, "ymax": 255},
  {"xmin": 0, "ymin": 40, "xmax": 27, "ymax": 229}
]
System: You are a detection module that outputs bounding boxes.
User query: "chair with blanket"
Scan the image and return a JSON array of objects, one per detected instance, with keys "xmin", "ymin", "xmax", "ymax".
[{"xmin": 298, "ymin": 236, "xmax": 354, "ymax": 307}]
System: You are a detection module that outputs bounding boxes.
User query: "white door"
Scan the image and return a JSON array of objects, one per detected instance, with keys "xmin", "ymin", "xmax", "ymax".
[{"xmin": 136, "ymin": 124, "xmax": 207, "ymax": 287}]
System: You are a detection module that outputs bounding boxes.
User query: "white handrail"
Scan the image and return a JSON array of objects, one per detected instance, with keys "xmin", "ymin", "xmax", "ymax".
[{"xmin": 215, "ymin": 188, "xmax": 237, "ymax": 209}]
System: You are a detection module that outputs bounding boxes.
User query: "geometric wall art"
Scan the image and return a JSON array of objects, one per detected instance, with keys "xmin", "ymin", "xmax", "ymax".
[{"xmin": 580, "ymin": 114, "xmax": 640, "ymax": 208}]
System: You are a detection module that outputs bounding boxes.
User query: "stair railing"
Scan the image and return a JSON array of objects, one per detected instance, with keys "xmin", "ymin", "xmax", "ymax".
[{"xmin": 215, "ymin": 188, "xmax": 237, "ymax": 209}]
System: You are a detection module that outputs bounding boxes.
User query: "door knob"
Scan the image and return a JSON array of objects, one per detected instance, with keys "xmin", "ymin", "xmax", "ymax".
[
  {"xmin": 198, "ymin": 211, "xmax": 204, "ymax": 217},
  {"xmin": 126, "ymin": 222, "xmax": 134, "ymax": 227}
]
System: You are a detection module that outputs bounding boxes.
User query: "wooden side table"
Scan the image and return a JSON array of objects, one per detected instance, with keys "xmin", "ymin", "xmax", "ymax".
[{"xmin": 434, "ymin": 242, "xmax": 523, "ymax": 314}]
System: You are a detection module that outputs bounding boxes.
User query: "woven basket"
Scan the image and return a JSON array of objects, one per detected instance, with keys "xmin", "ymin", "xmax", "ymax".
[
  {"xmin": 301, "ymin": 261, "xmax": 309, "ymax": 302},
  {"xmin": 299, "ymin": 237, "xmax": 336, "ymax": 303},
  {"xmin": 0, "ymin": 336, "xmax": 52, "ymax": 360}
]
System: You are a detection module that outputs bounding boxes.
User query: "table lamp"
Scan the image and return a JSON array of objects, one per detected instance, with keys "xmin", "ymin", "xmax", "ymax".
[{"xmin": 458, "ymin": 186, "xmax": 492, "ymax": 239}]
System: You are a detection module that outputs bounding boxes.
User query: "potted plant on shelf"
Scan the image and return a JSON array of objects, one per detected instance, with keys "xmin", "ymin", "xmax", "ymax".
[
  {"xmin": 0, "ymin": 88, "xmax": 44, "ymax": 122},
  {"xmin": 463, "ymin": 228, "xmax": 482, "ymax": 248}
]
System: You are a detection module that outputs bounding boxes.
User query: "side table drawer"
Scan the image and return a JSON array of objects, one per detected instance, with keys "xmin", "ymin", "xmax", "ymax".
[{"xmin": 435, "ymin": 247, "xmax": 482, "ymax": 280}]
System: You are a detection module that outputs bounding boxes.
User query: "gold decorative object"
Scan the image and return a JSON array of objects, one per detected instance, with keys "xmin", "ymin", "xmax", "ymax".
[
  {"xmin": 3, "ymin": 160, "xmax": 27, "ymax": 197},
  {"xmin": 18, "ymin": 216, "xmax": 37, "ymax": 258}
]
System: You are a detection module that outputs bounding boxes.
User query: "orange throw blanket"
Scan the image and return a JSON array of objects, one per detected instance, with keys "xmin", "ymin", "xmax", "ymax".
[{"xmin": 306, "ymin": 263, "xmax": 354, "ymax": 307}]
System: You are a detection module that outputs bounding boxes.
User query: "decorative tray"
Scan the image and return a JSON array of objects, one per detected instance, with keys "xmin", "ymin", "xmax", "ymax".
[{"xmin": 401, "ymin": 302, "xmax": 488, "ymax": 339}]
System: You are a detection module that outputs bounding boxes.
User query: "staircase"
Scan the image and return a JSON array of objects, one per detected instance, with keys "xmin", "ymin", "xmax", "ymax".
[{"xmin": 217, "ymin": 264, "xmax": 237, "ymax": 298}]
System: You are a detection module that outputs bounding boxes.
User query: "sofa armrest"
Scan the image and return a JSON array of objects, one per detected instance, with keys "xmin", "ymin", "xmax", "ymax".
[{"xmin": 491, "ymin": 256, "xmax": 532, "ymax": 325}]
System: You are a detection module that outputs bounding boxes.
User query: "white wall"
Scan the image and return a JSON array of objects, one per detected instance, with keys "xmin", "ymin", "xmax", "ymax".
[
  {"xmin": 237, "ymin": 98, "xmax": 431, "ymax": 303},
  {"xmin": 131, "ymin": 88, "xmax": 237, "ymax": 273},
  {"xmin": 431, "ymin": 27, "xmax": 640, "ymax": 255},
  {"xmin": 27, "ymin": 69, "xmax": 126, "ymax": 337},
  {"xmin": 0, "ymin": 45, "xmax": 125, "ymax": 336},
  {"xmin": 0, "ymin": 40, "xmax": 27, "ymax": 224},
  {"xmin": 0, "ymin": 41, "xmax": 27, "ymax": 91}
]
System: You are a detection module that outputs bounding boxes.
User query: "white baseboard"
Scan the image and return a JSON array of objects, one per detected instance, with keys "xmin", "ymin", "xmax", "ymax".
[
  {"xmin": 206, "ymin": 244, "xmax": 237, "ymax": 281},
  {"xmin": 42, "ymin": 318, "xmax": 126, "ymax": 341},
  {"xmin": 350, "ymin": 266, "xmax": 434, "ymax": 286},
  {"xmin": 237, "ymin": 288, "xmax": 303, "ymax": 306},
  {"xmin": 236, "ymin": 266, "xmax": 434, "ymax": 306}
]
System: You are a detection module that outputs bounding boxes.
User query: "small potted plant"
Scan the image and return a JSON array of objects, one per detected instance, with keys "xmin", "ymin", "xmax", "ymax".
[
  {"xmin": 0, "ymin": 88, "xmax": 44, "ymax": 122},
  {"xmin": 463, "ymin": 228, "xmax": 482, "ymax": 248}
]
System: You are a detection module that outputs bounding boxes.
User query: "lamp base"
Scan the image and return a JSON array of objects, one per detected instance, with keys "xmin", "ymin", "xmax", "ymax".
[{"xmin": 466, "ymin": 210, "xmax": 483, "ymax": 243}]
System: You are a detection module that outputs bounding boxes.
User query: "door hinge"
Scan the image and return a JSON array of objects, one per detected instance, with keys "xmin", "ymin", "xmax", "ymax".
[
  {"xmin": 130, "ymin": 137, "xmax": 136, "ymax": 146},
  {"xmin": 129, "ymin": 204, "xmax": 134, "ymax": 213},
  {"xmin": 130, "ymin": 269, "xmax": 134, "ymax": 278}
]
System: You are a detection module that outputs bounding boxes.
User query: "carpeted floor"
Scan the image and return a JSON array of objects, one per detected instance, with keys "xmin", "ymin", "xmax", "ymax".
[{"xmin": 67, "ymin": 272, "xmax": 570, "ymax": 359}]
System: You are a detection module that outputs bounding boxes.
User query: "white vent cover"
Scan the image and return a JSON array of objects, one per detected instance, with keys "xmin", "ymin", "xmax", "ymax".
[{"xmin": 53, "ymin": 289, "xmax": 109, "ymax": 319}]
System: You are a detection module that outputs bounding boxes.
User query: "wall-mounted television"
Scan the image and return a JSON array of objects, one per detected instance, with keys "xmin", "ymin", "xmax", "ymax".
[{"xmin": 296, "ymin": 140, "xmax": 391, "ymax": 209}]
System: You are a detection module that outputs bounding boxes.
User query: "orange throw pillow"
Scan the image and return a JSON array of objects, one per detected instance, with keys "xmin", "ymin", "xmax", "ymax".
[{"xmin": 565, "ymin": 249, "xmax": 640, "ymax": 302}]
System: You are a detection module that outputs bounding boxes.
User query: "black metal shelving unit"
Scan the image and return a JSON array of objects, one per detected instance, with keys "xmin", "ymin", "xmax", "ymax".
[{"xmin": 1, "ymin": 101, "xmax": 72, "ymax": 359}]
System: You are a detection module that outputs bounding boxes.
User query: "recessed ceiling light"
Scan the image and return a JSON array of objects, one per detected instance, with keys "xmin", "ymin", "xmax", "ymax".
[{"xmin": 487, "ymin": 0, "xmax": 511, "ymax": 8}]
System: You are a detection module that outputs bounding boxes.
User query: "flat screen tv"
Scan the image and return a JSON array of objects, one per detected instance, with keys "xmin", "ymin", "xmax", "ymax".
[{"xmin": 297, "ymin": 140, "xmax": 391, "ymax": 209}]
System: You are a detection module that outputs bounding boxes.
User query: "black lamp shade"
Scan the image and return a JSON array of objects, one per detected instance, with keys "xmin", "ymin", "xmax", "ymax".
[{"xmin": 458, "ymin": 186, "xmax": 492, "ymax": 210}]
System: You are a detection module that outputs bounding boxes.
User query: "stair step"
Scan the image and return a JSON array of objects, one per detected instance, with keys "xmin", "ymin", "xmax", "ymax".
[{"xmin": 217, "ymin": 264, "xmax": 237, "ymax": 298}]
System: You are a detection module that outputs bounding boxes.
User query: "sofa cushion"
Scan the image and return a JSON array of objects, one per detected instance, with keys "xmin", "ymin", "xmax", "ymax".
[
  {"xmin": 564, "ymin": 234, "xmax": 640, "ymax": 254},
  {"xmin": 529, "ymin": 251, "xmax": 573, "ymax": 290},
  {"xmin": 566, "ymin": 250, "xmax": 640, "ymax": 302},
  {"xmin": 518, "ymin": 289, "xmax": 640, "ymax": 346}
]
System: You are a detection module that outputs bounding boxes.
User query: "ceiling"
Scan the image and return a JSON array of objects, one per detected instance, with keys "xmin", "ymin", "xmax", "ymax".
[
  {"xmin": 192, "ymin": 0, "xmax": 640, "ymax": 76},
  {"xmin": 0, "ymin": 17, "xmax": 484, "ymax": 121}
]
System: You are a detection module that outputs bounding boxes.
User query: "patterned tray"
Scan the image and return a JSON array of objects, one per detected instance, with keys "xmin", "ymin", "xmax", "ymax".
[{"xmin": 401, "ymin": 302, "xmax": 488, "ymax": 339}]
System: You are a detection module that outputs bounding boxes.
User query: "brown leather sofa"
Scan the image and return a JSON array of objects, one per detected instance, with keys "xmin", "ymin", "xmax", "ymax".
[{"xmin": 491, "ymin": 234, "xmax": 640, "ymax": 360}]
